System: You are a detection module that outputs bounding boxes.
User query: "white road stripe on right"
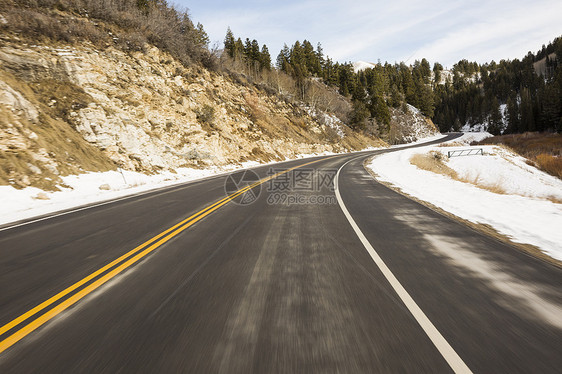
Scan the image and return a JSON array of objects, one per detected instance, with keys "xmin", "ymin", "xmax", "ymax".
[{"xmin": 334, "ymin": 157, "xmax": 473, "ymax": 374}]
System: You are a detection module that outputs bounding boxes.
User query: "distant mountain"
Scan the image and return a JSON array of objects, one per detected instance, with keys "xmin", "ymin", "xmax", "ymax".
[{"xmin": 352, "ymin": 61, "xmax": 377, "ymax": 73}]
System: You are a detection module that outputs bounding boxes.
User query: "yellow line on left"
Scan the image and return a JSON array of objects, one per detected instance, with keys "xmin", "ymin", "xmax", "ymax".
[
  {"xmin": 0, "ymin": 185, "xmax": 250, "ymax": 339},
  {"xmin": 0, "ymin": 156, "xmax": 332, "ymax": 354},
  {"xmin": 0, "ymin": 182, "xmax": 247, "ymax": 354}
]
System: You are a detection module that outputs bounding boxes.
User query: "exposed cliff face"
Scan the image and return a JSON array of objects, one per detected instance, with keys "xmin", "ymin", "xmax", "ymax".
[
  {"xmin": 0, "ymin": 36, "xmax": 383, "ymax": 189},
  {"xmin": 388, "ymin": 104, "xmax": 440, "ymax": 145}
]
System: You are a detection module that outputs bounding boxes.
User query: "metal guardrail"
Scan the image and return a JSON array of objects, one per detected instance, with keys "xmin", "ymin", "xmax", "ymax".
[{"xmin": 447, "ymin": 148, "xmax": 484, "ymax": 158}]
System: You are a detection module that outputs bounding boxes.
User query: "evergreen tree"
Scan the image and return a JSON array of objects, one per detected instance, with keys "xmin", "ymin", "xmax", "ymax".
[
  {"xmin": 487, "ymin": 97, "xmax": 503, "ymax": 135},
  {"xmin": 400, "ymin": 63, "xmax": 416, "ymax": 105},
  {"xmin": 520, "ymin": 87, "xmax": 535, "ymax": 132},
  {"xmin": 433, "ymin": 62, "xmax": 443, "ymax": 85},
  {"xmin": 251, "ymin": 40, "xmax": 260, "ymax": 61},
  {"xmin": 505, "ymin": 95, "xmax": 519, "ymax": 133},
  {"xmin": 452, "ymin": 117, "xmax": 462, "ymax": 131},
  {"xmin": 316, "ymin": 43, "xmax": 325, "ymax": 71},
  {"xmin": 276, "ymin": 44, "xmax": 291, "ymax": 71},
  {"xmin": 243, "ymin": 38, "xmax": 252, "ymax": 61},
  {"xmin": 370, "ymin": 96, "xmax": 390, "ymax": 125},
  {"xmin": 322, "ymin": 58, "xmax": 338, "ymax": 86},
  {"xmin": 540, "ymin": 83, "xmax": 561, "ymax": 131},
  {"xmin": 260, "ymin": 45, "xmax": 271, "ymax": 70},
  {"xmin": 349, "ymin": 101, "xmax": 370, "ymax": 130},
  {"xmin": 419, "ymin": 58, "xmax": 431, "ymax": 84},
  {"xmin": 195, "ymin": 23, "xmax": 209, "ymax": 48},
  {"xmin": 233, "ymin": 38, "xmax": 244, "ymax": 59},
  {"xmin": 224, "ymin": 27, "xmax": 235, "ymax": 58}
]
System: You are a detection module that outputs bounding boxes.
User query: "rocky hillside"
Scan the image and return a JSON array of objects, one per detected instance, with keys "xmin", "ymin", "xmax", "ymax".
[
  {"xmin": 0, "ymin": 38, "xmax": 381, "ymax": 189},
  {"xmin": 388, "ymin": 104, "xmax": 439, "ymax": 145},
  {"xmin": 0, "ymin": 6, "xmax": 437, "ymax": 191}
]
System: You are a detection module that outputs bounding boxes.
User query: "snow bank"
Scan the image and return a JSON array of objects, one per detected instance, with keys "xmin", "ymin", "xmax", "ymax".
[
  {"xmin": 367, "ymin": 141, "xmax": 562, "ymax": 261},
  {"xmin": 0, "ymin": 165, "xmax": 246, "ymax": 226}
]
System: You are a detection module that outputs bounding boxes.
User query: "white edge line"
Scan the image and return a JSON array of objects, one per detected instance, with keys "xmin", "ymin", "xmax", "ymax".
[{"xmin": 335, "ymin": 156, "xmax": 473, "ymax": 374}]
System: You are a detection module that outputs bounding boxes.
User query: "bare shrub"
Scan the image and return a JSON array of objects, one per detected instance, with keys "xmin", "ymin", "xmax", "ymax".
[
  {"xmin": 438, "ymin": 141, "xmax": 464, "ymax": 147},
  {"xmin": 195, "ymin": 104, "xmax": 215, "ymax": 127},
  {"xmin": 535, "ymin": 153, "xmax": 562, "ymax": 178},
  {"xmin": 2, "ymin": 0, "xmax": 212, "ymax": 67},
  {"xmin": 244, "ymin": 93, "xmax": 266, "ymax": 123}
]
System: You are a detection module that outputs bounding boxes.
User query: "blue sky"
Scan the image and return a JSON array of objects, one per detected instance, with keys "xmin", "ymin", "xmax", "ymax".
[{"xmin": 175, "ymin": 0, "xmax": 562, "ymax": 67}]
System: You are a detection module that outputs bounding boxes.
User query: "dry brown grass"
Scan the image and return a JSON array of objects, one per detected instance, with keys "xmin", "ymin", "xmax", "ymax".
[
  {"xmin": 459, "ymin": 173, "xmax": 508, "ymax": 195},
  {"xmin": 535, "ymin": 153, "xmax": 562, "ymax": 178},
  {"xmin": 0, "ymin": 70, "xmax": 115, "ymax": 190},
  {"xmin": 437, "ymin": 141, "xmax": 464, "ymax": 147},
  {"xmin": 410, "ymin": 151, "xmax": 508, "ymax": 195},
  {"xmin": 475, "ymin": 132, "xmax": 562, "ymax": 179},
  {"xmin": 409, "ymin": 151, "xmax": 458, "ymax": 179},
  {"xmin": 30, "ymin": 80, "xmax": 93, "ymax": 123}
]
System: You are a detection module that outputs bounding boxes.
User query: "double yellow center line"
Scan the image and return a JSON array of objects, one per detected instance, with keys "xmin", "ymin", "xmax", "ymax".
[{"xmin": 0, "ymin": 158, "xmax": 329, "ymax": 354}]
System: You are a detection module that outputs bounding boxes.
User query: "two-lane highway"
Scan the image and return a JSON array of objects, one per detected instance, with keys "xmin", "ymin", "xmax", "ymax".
[{"xmin": 1, "ymin": 134, "xmax": 560, "ymax": 373}]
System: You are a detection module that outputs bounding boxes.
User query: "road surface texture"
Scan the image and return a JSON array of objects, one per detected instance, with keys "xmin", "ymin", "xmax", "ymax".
[{"xmin": 1, "ymin": 134, "xmax": 560, "ymax": 373}]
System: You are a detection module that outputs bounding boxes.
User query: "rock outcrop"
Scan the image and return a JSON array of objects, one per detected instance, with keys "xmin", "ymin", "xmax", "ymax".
[{"xmin": 388, "ymin": 104, "xmax": 440, "ymax": 144}]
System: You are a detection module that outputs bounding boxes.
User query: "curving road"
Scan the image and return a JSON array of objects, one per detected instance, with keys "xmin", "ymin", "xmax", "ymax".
[{"xmin": 0, "ymin": 134, "xmax": 561, "ymax": 373}]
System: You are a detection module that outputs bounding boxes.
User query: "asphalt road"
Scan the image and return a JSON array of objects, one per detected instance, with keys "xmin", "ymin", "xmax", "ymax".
[{"xmin": 0, "ymin": 134, "xmax": 561, "ymax": 373}]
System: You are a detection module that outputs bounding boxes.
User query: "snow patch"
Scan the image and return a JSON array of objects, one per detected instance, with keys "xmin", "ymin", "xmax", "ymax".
[
  {"xmin": 406, "ymin": 104, "xmax": 420, "ymax": 115},
  {"xmin": 304, "ymin": 106, "xmax": 345, "ymax": 138}
]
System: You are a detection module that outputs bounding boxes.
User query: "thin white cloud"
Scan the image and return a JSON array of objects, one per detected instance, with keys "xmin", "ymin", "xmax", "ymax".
[
  {"xmin": 179, "ymin": 0, "xmax": 562, "ymax": 66},
  {"xmin": 408, "ymin": 0, "xmax": 562, "ymax": 65}
]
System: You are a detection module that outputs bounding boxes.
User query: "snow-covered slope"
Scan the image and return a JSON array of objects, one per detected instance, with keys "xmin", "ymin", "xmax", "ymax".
[{"xmin": 367, "ymin": 134, "xmax": 562, "ymax": 261}]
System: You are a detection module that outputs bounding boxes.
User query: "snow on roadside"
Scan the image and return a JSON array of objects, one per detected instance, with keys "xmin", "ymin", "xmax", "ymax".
[
  {"xmin": 367, "ymin": 136, "xmax": 562, "ymax": 261},
  {"xmin": 0, "ymin": 165, "xmax": 244, "ymax": 226},
  {"xmin": 0, "ymin": 143, "xmax": 388, "ymax": 226}
]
